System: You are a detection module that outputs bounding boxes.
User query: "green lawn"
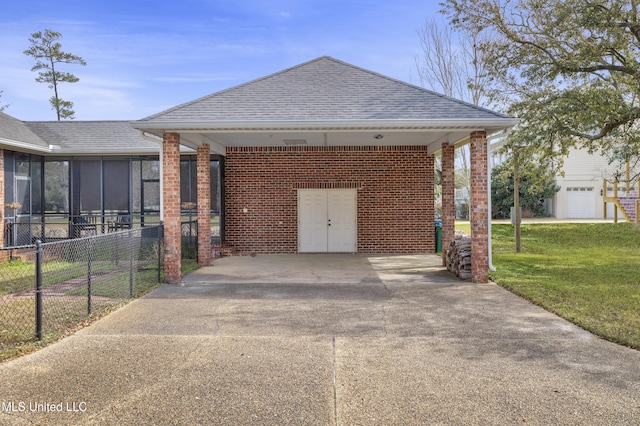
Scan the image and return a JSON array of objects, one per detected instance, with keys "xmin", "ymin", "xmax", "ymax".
[
  {"xmin": 490, "ymin": 223, "xmax": 640, "ymax": 350},
  {"xmin": 0, "ymin": 257, "xmax": 199, "ymax": 362},
  {"xmin": 455, "ymin": 221, "xmax": 471, "ymax": 234}
]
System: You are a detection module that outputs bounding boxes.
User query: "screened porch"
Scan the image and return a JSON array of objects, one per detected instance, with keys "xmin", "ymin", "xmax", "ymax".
[{"xmin": 2, "ymin": 151, "xmax": 221, "ymax": 247}]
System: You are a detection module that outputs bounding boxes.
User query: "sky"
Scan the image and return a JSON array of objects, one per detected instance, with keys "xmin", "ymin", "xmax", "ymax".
[{"xmin": 0, "ymin": 0, "xmax": 443, "ymax": 121}]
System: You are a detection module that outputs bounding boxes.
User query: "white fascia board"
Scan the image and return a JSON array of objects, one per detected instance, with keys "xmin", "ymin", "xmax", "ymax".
[
  {"xmin": 0, "ymin": 137, "xmax": 52, "ymax": 153},
  {"xmin": 131, "ymin": 118, "xmax": 520, "ymax": 132},
  {"xmin": 67, "ymin": 149, "xmax": 162, "ymax": 155},
  {"xmin": 54, "ymin": 147, "xmax": 197, "ymax": 156}
]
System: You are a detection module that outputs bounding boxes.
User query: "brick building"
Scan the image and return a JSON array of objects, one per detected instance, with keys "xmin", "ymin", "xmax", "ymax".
[{"xmin": 133, "ymin": 57, "xmax": 517, "ymax": 283}]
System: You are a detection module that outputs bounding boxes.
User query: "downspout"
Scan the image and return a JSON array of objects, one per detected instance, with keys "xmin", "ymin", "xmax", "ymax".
[
  {"xmin": 487, "ymin": 139, "xmax": 496, "ymax": 272},
  {"xmin": 140, "ymin": 131, "xmax": 162, "ymax": 144},
  {"xmin": 486, "ymin": 130, "xmax": 509, "ymax": 273}
]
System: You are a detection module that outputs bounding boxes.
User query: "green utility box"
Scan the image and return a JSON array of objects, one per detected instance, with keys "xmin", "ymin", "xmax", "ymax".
[{"xmin": 434, "ymin": 219, "xmax": 443, "ymax": 253}]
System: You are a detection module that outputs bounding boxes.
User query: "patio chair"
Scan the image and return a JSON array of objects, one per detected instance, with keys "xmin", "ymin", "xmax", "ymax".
[
  {"xmin": 73, "ymin": 215, "xmax": 97, "ymax": 237},
  {"xmin": 108, "ymin": 215, "xmax": 132, "ymax": 232}
]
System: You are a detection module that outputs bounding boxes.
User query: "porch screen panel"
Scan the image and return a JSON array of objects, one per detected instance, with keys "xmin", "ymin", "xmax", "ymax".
[
  {"xmin": 143, "ymin": 181, "xmax": 160, "ymax": 212},
  {"xmin": 15, "ymin": 153, "xmax": 29, "ymax": 176},
  {"xmin": 180, "ymin": 158, "xmax": 197, "ymax": 205},
  {"xmin": 143, "ymin": 160, "xmax": 160, "ymax": 213},
  {"xmin": 31, "ymin": 157, "xmax": 42, "ymax": 214},
  {"xmin": 143, "ymin": 159, "xmax": 160, "ymax": 180},
  {"xmin": 15, "ymin": 156, "xmax": 30, "ymax": 214},
  {"xmin": 132, "ymin": 160, "xmax": 141, "ymax": 213},
  {"xmin": 103, "ymin": 160, "xmax": 130, "ymax": 212},
  {"xmin": 44, "ymin": 160, "xmax": 69, "ymax": 214},
  {"xmin": 3, "ymin": 152, "xmax": 14, "ymax": 219},
  {"xmin": 78, "ymin": 160, "xmax": 101, "ymax": 212},
  {"xmin": 132, "ymin": 159, "xmax": 160, "ymax": 214},
  {"xmin": 211, "ymin": 160, "xmax": 219, "ymax": 212},
  {"xmin": 16, "ymin": 178, "xmax": 30, "ymax": 215}
]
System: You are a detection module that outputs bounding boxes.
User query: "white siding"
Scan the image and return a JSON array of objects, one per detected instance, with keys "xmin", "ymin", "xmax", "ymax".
[{"xmin": 553, "ymin": 148, "xmax": 628, "ymax": 219}]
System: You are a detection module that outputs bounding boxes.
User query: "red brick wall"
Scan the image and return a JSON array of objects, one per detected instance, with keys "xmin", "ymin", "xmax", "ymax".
[
  {"xmin": 163, "ymin": 133, "xmax": 182, "ymax": 284},
  {"xmin": 469, "ymin": 131, "xmax": 489, "ymax": 283},
  {"xmin": 441, "ymin": 143, "xmax": 455, "ymax": 264},
  {"xmin": 224, "ymin": 146, "xmax": 434, "ymax": 254},
  {"xmin": 197, "ymin": 145, "xmax": 212, "ymax": 266}
]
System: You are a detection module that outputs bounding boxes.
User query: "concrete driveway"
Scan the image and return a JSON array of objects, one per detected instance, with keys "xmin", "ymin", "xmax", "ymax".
[{"xmin": 0, "ymin": 254, "xmax": 639, "ymax": 425}]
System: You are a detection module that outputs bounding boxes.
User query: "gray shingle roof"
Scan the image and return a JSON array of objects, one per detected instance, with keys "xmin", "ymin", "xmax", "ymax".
[
  {"xmin": 24, "ymin": 121, "xmax": 159, "ymax": 154},
  {"xmin": 0, "ymin": 112, "xmax": 160, "ymax": 154},
  {"xmin": 138, "ymin": 56, "xmax": 510, "ymax": 123},
  {"xmin": 0, "ymin": 112, "xmax": 48, "ymax": 149}
]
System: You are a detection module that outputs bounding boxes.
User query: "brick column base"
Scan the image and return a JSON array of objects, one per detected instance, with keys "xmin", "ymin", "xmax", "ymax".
[{"xmin": 470, "ymin": 131, "xmax": 489, "ymax": 283}]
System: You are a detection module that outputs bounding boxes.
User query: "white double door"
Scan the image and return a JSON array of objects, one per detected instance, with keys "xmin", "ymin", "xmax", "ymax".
[{"xmin": 298, "ymin": 189, "xmax": 357, "ymax": 253}]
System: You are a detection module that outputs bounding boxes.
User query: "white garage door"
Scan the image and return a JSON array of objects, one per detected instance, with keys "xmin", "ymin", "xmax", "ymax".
[
  {"xmin": 566, "ymin": 187, "xmax": 595, "ymax": 218},
  {"xmin": 298, "ymin": 189, "xmax": 357, "ymax": 252}
]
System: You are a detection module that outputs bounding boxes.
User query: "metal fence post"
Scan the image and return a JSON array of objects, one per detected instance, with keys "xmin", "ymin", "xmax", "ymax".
[
  {"xmin": 87, "ymin": 237, "xmax": 92, "ymax": 315},
  {"xmin": 158, "ymin": 222, "xmax": 163, "ymax": 283},
  {"xmin": 35, "ymin": 240, "xmax": 43, "ymax": 340},
  {"xmin": 129, "ymin": 229, "xmax": 134, "ymax": 298}
]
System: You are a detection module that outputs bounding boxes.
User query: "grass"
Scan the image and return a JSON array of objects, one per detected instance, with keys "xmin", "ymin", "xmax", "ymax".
[
  {"xmin": 455, "ymin": 221, "xmax": 471, "ymax": 234},
  {"xmin": 490, "ymin": 223, "xmax": 640, "ymax": 350},
  {"xmin": 0, "ymin": 259, "xmax": 37, "ymax": 295},
  {"xmin": 0, "ymin": 299, "xmax": 120, "ymax": 362},
  {"xmin": 0, "ymin": 258, "xmax": 126, "ymax": 295},
  {"xmin": 181, "ymin": 259, "xmax": 200, "ymax": 275},
  {"xmin": 0, "ymin": 257, "xmax": 200, "ymax": 362}
]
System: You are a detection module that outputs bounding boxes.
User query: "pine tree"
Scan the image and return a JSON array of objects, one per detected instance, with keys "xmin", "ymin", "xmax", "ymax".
[{"xmin": 24, "ymin": 29, "xmax": 86, "ymax": 120}]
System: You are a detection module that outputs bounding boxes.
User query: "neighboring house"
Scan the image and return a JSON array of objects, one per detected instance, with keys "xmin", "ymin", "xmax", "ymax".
[
  {"xmin": 0, "ymin": 112, "xmax": 220, "ymax": 246},
  {"xmin": 552, "ymin": 147, "xmax": 638, "ymax": 220},
  {"xmin": 490, "ymin": 137, "xmax": 639, "ymax": 220},
  {"xmin": 455, "ymin": 187, "xmax": 469, "ymax": 219},
  {"xmin": 1, "ymin": 56, "xmax": 518, "ymax": 283}
]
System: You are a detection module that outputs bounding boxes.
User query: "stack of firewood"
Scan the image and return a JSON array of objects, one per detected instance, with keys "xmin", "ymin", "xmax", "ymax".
[{"xmin": 446, "ymin": 232, "xmax": 472, "ymax": 280}]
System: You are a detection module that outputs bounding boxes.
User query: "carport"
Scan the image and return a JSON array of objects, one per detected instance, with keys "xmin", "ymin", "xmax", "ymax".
[{"xmin": 132, "ymin": 57, "xmax": 518, "ymax": 284}]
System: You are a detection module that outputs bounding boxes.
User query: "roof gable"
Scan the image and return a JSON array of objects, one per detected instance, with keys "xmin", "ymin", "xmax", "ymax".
[{"xmin": 139, "ymin": 56, "xmax": 509, "ymax": 124}]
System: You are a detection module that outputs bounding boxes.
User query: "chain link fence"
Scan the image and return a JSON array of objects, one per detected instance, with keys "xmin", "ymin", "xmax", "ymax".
[
  {"xmin": 0, "ymin": 225, "xmax": 163, "ymax": 354},
  {"xmin": 4, "ymin": 214, "xmax": 163, "ymax": 246}
]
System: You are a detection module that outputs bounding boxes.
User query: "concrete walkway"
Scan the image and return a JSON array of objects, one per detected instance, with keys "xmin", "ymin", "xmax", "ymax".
[{"xmin": 0, "ymin": 254, "xmax": 639, "ymax": 425}]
